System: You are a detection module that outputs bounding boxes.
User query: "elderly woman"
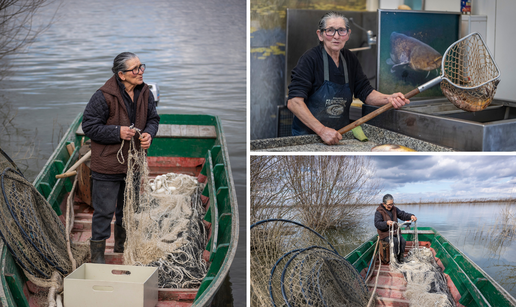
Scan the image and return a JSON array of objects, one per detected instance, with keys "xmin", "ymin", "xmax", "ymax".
[
  {"xmin": 287, "ymin": 11, "xmax": 409, "ymax": 145},
  {"xmin": 82, "ymin": 52, "xmax": 160, "ymax": 263},
  {"xmin": 374, "ymin": 194, "xmax": 417, "ymax": 263}
]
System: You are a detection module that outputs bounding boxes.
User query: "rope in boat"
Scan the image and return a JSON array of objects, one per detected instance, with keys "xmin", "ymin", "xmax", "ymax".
[
  {"xmin": 117, "ymin": 124, "xmax": 142, "ymax": 165},
  {"xmin": 366, "ymin": 237, "xmax": 381, "ymax": 307}
]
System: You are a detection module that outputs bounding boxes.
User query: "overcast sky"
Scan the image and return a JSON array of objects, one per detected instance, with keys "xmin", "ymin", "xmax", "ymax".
[{"xmin": 368, "ymin": 155, "xmax": 516, "ymax": 202}]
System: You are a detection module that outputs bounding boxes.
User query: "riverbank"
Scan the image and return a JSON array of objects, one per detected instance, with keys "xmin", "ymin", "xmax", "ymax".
[{"xmin": 358, "ymin": 198, "xmax": 516, "ymax": 206}]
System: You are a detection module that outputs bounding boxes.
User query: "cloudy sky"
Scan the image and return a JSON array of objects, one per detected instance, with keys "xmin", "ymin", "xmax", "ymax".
[{"xmin": 368, "ymin": 154, "xmax": 516, "ymax": 202}]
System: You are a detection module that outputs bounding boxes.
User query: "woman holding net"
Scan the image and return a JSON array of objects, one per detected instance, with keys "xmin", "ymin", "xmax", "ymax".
[
  {"xmin": 287, "ymin": 11, "xmax": 410, "ymax": 145},
  {"xmin": 82, "ymin": 52, "xmax": 160, "ymax": 264}
]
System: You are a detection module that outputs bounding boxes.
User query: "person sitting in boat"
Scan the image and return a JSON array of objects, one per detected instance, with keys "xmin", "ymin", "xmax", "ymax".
[
  {"xmin": 287, "ymin": 11, "xmax": 410, "ymax": 145},
  {"xmin": 82, "ymin": 52, "xmax": 160, "ymax": 264},
  {"xmin": 374, "ymin": 194, "xmax": 417, "ymax": 263}
]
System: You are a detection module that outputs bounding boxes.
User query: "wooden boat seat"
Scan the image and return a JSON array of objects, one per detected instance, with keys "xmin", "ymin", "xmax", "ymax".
[{"xmin": 76, "ymin": 124, "xmax": 217, "ymax": 139}]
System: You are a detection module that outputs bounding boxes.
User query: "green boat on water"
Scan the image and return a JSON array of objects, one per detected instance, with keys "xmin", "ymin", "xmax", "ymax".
[
  {"xmin": 0, "ymin": 113, "xmax": 238, "ymax": 306},
  {"xmin": 346, "ymin": 227, "xmax": 516, "ymax": 307}
]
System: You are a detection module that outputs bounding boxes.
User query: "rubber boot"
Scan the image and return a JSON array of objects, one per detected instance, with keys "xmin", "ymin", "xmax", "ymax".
[
  {"xmin": 90, "ymin": 239, "xmax": 106, "ymax": 264},
  {"xmin": 398, "ymin": 253, "xmax": 404, "ymax": 264},
  {"xmin": 114, "ymin": 224, "xmax": 126, "ymax": 253}
]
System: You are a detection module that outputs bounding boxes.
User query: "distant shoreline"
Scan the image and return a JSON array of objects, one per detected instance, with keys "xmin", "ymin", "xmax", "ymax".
[{"xmin": 359, "ymin": 198, "xmax": 516, "ymax": 206}]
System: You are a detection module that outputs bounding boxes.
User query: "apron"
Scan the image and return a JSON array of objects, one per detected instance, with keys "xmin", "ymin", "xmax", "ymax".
[{"xmin": 292, "ymin": 48, "xmax": 353, "ymax": 136}]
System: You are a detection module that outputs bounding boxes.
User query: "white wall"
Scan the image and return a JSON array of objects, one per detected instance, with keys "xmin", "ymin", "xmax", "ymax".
[{"xmin": 487, "ymin": 0, "xmax": 515, "ymax": 101}]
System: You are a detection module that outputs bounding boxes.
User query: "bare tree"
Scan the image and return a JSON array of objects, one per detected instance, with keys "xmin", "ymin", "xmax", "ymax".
[
  {"xmin": 251, "ymin": 155, "xmax": 381, "ymax": 231},
  {"xmin": 250, "ymin": 155, "xmax": 294, "ymax": 224},
  {"xmin": 0, "ymin": 0, "xmax": 57, "ymax": 76},
  {"xmin": 281, "ymin": 156, "xmax": 381, "ymax": 231}
]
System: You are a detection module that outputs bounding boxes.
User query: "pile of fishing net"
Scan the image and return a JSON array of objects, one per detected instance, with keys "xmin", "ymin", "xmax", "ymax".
[
  {"xmin": 0, "ymin": 148, "xmax": 88, "ymax": 305},
  {"xmin": 388, "ymin": 223, "xmax": 456, "ymax": 307},
  {"xmin": 123, "ymin": 142, "xmax": 208, "ymax": 288},
  {"xmin": 250, "ymin": 219, "xmax": 370, "ymax": 306}
]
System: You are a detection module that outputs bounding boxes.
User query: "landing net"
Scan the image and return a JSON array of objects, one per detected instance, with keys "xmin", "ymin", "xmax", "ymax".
[
  {"xmin": 250, "ymin": 219, "xmax": 369, "ymax": 306},
  {"xmin": 440, "ymin": 32, "xmax": 500, "ymax": 112},
  {"xmin": 0, "ymin": 149, "xmax": 88, "ymax": 280},
  {"xmin": 389, "ymin": 222, "xmax": 456, "ymax": 307},
  {"xmin": 123, "ymin": 140, "xmax": 208, "ymax": 288}
]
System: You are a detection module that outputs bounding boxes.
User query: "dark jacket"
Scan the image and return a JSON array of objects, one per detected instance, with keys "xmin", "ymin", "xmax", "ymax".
[
  {"xmin": 374, "ymin": 204, "xmax": 413, "ymax": 239},
  {"xmin": 287, "ymin": 44, "xmax": 374, "ymax": 102},
  {"xmin": 82, "ymin": 75, "xmax": 160, "ymax": 175}
]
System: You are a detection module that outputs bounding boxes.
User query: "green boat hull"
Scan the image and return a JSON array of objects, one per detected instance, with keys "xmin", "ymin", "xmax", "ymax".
[
  {"xmin": 0, "ymin": 113, "xmax": 238, "ymax": 306},
  {"xmin": 345, "ymin": 227, "xmax": 516, "ymax": 307}
]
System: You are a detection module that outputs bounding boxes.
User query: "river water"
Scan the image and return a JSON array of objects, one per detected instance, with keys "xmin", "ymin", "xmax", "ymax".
[
  {"xmin": 327, "ymin": 202, "xmax": 516, "ymax": 300},
  {"xmin": 0, "ymin": 0, "xmax": 246, "ymax": 305}
]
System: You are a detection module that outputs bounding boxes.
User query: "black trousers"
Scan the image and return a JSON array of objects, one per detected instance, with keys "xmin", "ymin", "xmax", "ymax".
[
  {"xmin": 382, "ymin": 235, "xmax": 406, "ymax": 257},
  {"xmin": 91, "ymin": 179, "xmax": 125, "ymax": 241}
]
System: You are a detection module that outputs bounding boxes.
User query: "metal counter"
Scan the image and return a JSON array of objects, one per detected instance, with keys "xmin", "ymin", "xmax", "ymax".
[
  {"xmin": 251, "ymin": 124, "xmax": 453, "ymax": 152},
  {"xmin": 362, "ymin": 99, "xmax": 516, "ymax": 151}
]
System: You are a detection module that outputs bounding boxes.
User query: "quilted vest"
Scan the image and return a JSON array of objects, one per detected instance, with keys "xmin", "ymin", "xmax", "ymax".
[{"xmin": 90, "ymin": 75, "xmax": 149, "ymax": 174}]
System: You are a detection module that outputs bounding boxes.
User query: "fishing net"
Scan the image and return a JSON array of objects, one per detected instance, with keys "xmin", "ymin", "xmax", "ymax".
[
  {"xmin": 281, "ymin": 247, "xmax": 369, "ymax": 307},
  {"xmin": 0, "ymin": 149, "xmax": 88, "ymax": 280},
  {"xmin": 440, "ymin": 32, "xmax": 501, "ymax": 112},
  {"xmin": 122, "ymin": 138, "xmax": 208, "ymax": 288},
  {"xmin": 250, "ymin": 219, "xmax": 369, "ymax": 307},
  {"xmin": 388, "ymin": 222, "xmax": 456, "ymax": 307}
]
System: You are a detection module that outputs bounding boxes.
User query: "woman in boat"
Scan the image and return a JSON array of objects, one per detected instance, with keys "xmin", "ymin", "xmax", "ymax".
[
  {"xmin": 374, "ymin": 194, "xmax": 417, "ymax": 263},
  {"xmin": 82, "ymin": 52, "xmax": 160, "ymax": 264},
  {"xmin": 287, "ymin": 11, "xmax": 410, "ymax": 145}
]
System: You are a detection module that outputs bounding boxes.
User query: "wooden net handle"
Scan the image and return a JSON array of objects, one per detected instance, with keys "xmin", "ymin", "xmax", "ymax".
[{"xmin": 337, "ymin": 88, "xmax": 421, "ymax": 135}]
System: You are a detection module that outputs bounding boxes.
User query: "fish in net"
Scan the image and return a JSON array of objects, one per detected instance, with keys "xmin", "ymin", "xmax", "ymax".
[
  {"xmin": 388, "ymin": 222, "xmax": 456, "ymax": 307},
  {"xmin": 0, "ymin": 148, "xmax": 88, "ymax": 292},
  {"xmin": 122, "ymin": 138, "xmax": 208, "ymax": 288},
  {"xmin": 250, "ymin": 219, "xmax": 370, "ymax": 307}
]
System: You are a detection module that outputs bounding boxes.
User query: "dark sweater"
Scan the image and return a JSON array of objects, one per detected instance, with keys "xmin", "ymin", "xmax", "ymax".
[{"xmin": 287, "ymin": 44, "xmax": 374, "ymax": 102}]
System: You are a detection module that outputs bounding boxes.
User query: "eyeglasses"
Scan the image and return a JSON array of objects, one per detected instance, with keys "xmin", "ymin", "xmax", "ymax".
[
  {"xmin": 123, "ymin": 64, "xmax": 146, "ymax": 75},
  {"xmin": 385, "ymin": 202, "xmax": 394, "ymax": 206},
  {"xmin": 323, "ymin": 27, "xmax": 348, "ymax": 37}
]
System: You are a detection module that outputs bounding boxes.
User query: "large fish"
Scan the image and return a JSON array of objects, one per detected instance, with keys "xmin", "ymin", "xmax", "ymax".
[{"xmin": 387, "ymin": 32, "xmax": 442, "ymax": 75}]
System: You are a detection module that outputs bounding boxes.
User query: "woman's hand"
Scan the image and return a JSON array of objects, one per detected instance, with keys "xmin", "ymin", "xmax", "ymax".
[
  {"xmin": 120, "ymin": 126, "xmax": 136, "ymax": 141},
  {"xmin": 317, "ymin": 126, "xmax": 342, "ymax": 145},
  {"xmin": 411, "ymin": 215, "xmax": 417, "ymax": 222},
  {"xmin": 389, "ymin": 92, "xmax": 410, "ymax": 109},
  {"xmin": 387, "ymin": 220, "xmax": 393, "ymax": 226},
  {"xmin": 140, "ymin": 132, "xmax": 152, "ymax": 149}
]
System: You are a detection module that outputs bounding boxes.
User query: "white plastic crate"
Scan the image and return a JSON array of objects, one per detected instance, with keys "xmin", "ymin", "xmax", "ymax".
[{"xmin": 64, "ymin": 263, "xmax": 158, "ymax": 307}]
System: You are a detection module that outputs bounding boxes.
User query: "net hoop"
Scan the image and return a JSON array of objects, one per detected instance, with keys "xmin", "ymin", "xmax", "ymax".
[
  {"xmin": 1, "ymin": 168, "xmax": 67, "ymax": 275},
  {"xmin": 440, "ymin": 32, "xmax": 500, "ymax": 90},
  {"xmin": 250, "ymin": 218, "xmax": 338, "ymax": 253}
]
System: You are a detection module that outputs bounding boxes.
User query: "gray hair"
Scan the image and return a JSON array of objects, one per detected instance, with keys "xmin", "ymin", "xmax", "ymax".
[
  {"xmin": 318, "ymin": 11, "xmax": 350, "ymax": 31},
  {"xmin": 382, "ymin": 194, "xmax": 394, "ymax": 204},
  {"xmin": 112, "ymin": 52, "xmax": 138, "ymax": 74}
]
